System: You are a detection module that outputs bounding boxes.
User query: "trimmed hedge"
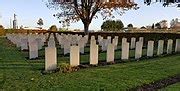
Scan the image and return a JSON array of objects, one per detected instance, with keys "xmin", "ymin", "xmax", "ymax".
[
  {"xmin": 4, "ymin": 29, "xmax": 48, "ymax": 34},
  {"xmin": 0, "ymin": 28, "xmax": 5, "ymax": 36}
]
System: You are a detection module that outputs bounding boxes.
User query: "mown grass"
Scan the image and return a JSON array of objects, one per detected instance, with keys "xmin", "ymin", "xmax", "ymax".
[{"xmin": 0, "ymin": 37, "xmax": 180, "ymax": 90}]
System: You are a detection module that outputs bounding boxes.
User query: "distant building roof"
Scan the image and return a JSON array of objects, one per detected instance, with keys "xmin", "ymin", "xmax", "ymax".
[{"xmin": 170, "ymin": 18, "xmax": 180, "ymax": 29}]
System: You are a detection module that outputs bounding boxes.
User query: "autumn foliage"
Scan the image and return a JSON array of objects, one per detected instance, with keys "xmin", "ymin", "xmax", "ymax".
[{"xmin": 45, "ymin": 0, "xmax": 138, "ymax": 33}]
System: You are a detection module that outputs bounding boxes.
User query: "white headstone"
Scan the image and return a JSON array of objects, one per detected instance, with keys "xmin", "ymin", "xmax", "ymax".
[
  {"xmin": 57, "ymin": 35, "xmax": 62, "ymax": 45},
  {"xmin": 107, "ymin": 36, "xmax": 111, "ymax": 44},
  {"xmin": 130, "ymin": 37, "xmax": 136, "ymax": 49},
  {"xmin": 139, "ymin": 37, "xmax": 144, "ymax": 42},
  {"xmin": 122, "ymin": 38, "xmax": 127, "ymax": 44},
  {"xmin": 29, "ymin": 40, "xmax": 38, "ymax": 59},
  {"xmin": 98, "ymin": 35, "xmax": 102, "ymax": 43},
  {"xmin": 147, "ymin": 41, "xmax": 154, "ymax": 57},
  {"xmin": 107, "ymin": 44, "xmax": 115, "ymax": 62},
  {"xmin": 112, "ymin": 38, "xmax": 118, "ymax": 50},
  {"xmin": 167, "ymin": 39, "xmax": 173, "ymax": 54},
  {"xmin": 70, "ymin": 46, "xmax": 80, "ymax": 66},
  {"xmin": 90, "ymin": 38, "xmax": 96, "ymax": 45},
  {"xmin": 135, "ymin": 41, "xmax": 143, "ymax": 59},
  {"xmin": 49, "ymin": 33, "xmax": 54, "ymax": 39},
  {"xmin": 36, "ymin": 38, "xmax": 43, "ymax": 50},
  {"xmin": 71, "ymin": 35, "xmax": 78, "ymax": 45},
  {"xmin": 91, "ymin": 36, "xmax": 95, "ymax": 41},
  {"xmin": 84, "ymin": 35, "xmax": 89, "ymax": 45},
  {"xmin": 121, "ymin": 42, "xmax": 129, "ymax": 60},
  {"xmin": 48, "ymin": 38, "xmax": 56, "ymax": 48},
  {"xmin": 157, "ymin": 40, "xmax": 164, "ymax": 55},
  {"xmin": 20, "ymin": 38, "xmax": 28, "ymax": 50},
  {"xmin": 115, "ymin": 36, "xmax": 119, "ymax": 39},
  {"xmin": 40, "ymin": 35, "xmax": 45, "ymax": 46},
  {"xmin": 63, "ymin": 41, "xmax": 71, "ymax": 55},
  {"xmin": 16, "ymin": 37, "xmax": 21, "ymax": 48},
  {"xmin": 175, "ymin": 39, "xmax": 180, "ymax": 52},
  {"xmin": 45, "ymin": 47, "xmax": 57, "ymax": 71},
  {"xmin": 101, "ymin": 39, "xmax": 108, "ymax": 51},
  {"xmin": 121, "ymin": 37, "xmax": 127, "ymax": 55},
  {"xmin": 78, "ymin": 38, "xmax": 85, "ymax": 54},
  {"xmin": 90, "ymin": 40, "xmax": 99, "ymax": 65}
]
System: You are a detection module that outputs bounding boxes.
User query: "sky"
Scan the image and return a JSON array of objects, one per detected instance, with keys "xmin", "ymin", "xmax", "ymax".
[{"xmin": 0, "ymin": 0, "xmax": 179, "ymax": 30}]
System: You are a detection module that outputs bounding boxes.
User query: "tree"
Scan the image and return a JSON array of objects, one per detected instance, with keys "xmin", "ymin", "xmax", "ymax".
[
  {"xmin": 101, "ymin": 20, "xmax": 124, "ymax": 31},
  {"xmin": 151, "ymin": 23, "xmax": 154, "ymax": 29},
  {"xmin": 37, "ymin": 18, "xmax": 44, "ymax": 29},
  {"xmin": 144, "ymin": 0, "xmax": 180, "ymax": 7},
  {"xmin": 116, "ymin": 20, "xmax": 124, "ymax": 30},
  {"xmin": 155, "ymin": 23, "xmax": 161, "ymax": 29},
  {"xmin": 49, "ymin": 25, "xmax": 58, "ymax": 31},
  {"xmin": 20, "ymin": 25, "xmax": 24, "ymax": 29},
  {"xmin": 140, "ymin": 26, "xmax": 146, "ymax": 29},
  {"xmin": 127, "ymin": 23, "xmax": 133, "ymax": 28},
  {"xmin": 45, "ymin": 0, "xmax": 138, "ymax": 34}
]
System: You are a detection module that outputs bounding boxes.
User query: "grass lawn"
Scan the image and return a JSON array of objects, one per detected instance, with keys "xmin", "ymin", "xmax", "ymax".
[
  {"xmin": 0, "ymin": 37, "xmax": 180, "ymax": 90},
  {"xmin": 159, "ymin": 83, "xmax": 180, "ymax": 91}
]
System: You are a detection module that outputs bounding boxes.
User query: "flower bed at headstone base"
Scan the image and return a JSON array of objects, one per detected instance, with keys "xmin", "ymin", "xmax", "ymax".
[{"xmin": 42, "ymin": 63, "xmax": 80, "ymax": 74}]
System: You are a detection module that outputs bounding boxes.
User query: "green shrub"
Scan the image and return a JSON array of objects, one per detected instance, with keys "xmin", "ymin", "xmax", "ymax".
[{"xmin": 49, "ymin": 25, "xmax": 57, "ymax": 31}]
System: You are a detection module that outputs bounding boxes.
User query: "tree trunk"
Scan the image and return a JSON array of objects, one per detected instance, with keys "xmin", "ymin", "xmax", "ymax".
[{"xmin": 83, "ymin": 22, "xmax": 90, "ymax": 35}]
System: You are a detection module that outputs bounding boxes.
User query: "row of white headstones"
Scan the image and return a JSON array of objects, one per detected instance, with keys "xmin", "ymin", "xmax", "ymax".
[
  {"xmin": 46, "ymin": 34, "xmax": 180, "ymax": 71},
  {"xmin": 6, "ymin": 33, "xmax": 116, "ymax": 59},
  {"xmin": 6, "ymin": 33, "xmax": 180, "ymax": 71},
  {"xmin": 6, "ymin": 33, "xmax": 48, "ymax": 59}
]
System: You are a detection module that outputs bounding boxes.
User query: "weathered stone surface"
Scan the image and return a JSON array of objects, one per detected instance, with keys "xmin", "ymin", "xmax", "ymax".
[
  {"xmin": 147, "ymin": 41, "xmax": 154, "ymax": 57},
  {"xmin": 90, "ymin": 41, "xmax": 98, "ymax": 65},
  {"xmin": 20, "ymin": 38, "xmax": 28, "ymax": 50},
  {"xmin": 130, "ymin": 37, "xmax": 136, "ymax": 49},
  {"xmin": 107, "ymin": 44, "xmax": 115, "ymax": 62},
  {"xmin": 45, "ymin": 47, "xmax": 57, "ymax": 71},
  {"xmin": 121, "ymin": 42, "xmax": 129, "ymax": 60},
  {"xmin": 112, "ymin": 38, "xmax": 118, "ymax": 50},
  {"xmin": 29, "ymin": 40, "xmax": 38, "ymax": 59},
  {"xmin": 70, "ymin": 46, "xmax": 80, "ymax": 66},
  {"xmin": 157, "ymin": 40, "xmax": 164, "ymax": 55},
  {"xmin": 135, "ymin": 41, "xmax": 143, "ymax": 59},
  {"xmin": 175, "ymin": 39, "xmax": 180, "ymax": 52},
  {"xmin": 167, "ymin": 39, "xmax": 173, "ymax": 54}
]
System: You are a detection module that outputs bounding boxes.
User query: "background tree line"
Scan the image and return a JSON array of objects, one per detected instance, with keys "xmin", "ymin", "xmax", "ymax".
[{"xmin": 101, "ymin": 20, "xmax": 124, "ymax": 31}]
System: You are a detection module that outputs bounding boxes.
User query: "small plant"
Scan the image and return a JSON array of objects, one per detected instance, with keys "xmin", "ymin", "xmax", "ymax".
[
  {"xmin": 107, "ymin": 61, "xmax": 115, "ymax": 65},
  {"xmin": 58, "ymin": 63, "xmax": 80, "ymax": 73}
]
